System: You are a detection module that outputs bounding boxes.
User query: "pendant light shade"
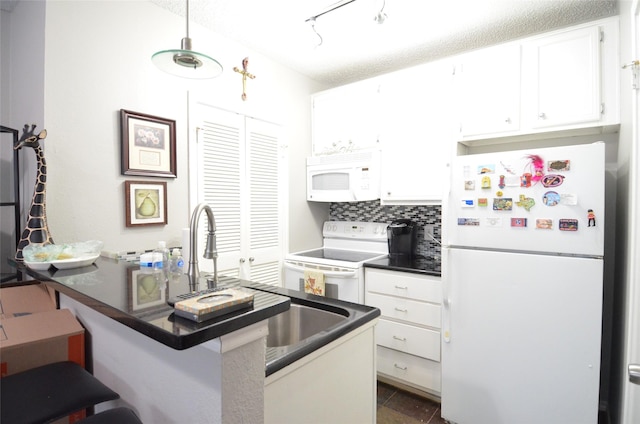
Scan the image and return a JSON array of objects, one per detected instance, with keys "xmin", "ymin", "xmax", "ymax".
[{"xmin": 151, "ymin": 0, "xmax": 222, "ymax": 79}]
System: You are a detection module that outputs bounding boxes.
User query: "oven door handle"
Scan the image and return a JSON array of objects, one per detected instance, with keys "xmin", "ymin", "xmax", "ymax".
[{"xmin": 283, "ymin": 262, "xmax": 358, "ymax": 279}]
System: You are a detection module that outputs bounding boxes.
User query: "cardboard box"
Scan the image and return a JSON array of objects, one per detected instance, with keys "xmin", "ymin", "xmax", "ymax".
[
  {"xmin": 0, "ymin": 286, "xmax": 88, "ymax": 423},
  {"xmin": 0, "ymin": 283, "xmax": 57, "ymax": 319},
  {"xmin": 0, "ymin": 308, "xmax": 85, "ymax": 377}
]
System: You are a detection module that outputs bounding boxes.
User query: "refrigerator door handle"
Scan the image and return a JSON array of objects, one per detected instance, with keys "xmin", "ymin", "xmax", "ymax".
[
  {"xmin": 443, "ymin": 297, "xmax": 451, "ymax": 343},
  {"xmin": 629, "ymin": 364, "xmax": 640, "ymax": 385}
]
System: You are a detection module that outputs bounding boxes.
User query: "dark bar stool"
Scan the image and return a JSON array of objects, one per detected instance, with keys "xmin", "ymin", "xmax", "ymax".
[{"xmin": 1, "ymin": 361, "xmax": 121, "ymax": 424}]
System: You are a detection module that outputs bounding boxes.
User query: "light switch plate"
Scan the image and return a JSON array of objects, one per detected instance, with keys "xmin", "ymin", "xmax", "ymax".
[{"xmin": 424, "ymin": 224, "xmax": 435, "ymax": 238}]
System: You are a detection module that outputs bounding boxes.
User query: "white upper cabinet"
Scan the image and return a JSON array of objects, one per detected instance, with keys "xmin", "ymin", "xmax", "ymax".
[
  {"xmin": 457, "ymin": 43, "xmax": 521, "ymax": 138},
  {"xmin": 311, "ymin": 78, "xmax": 382, "ymax": 155},
  {"xmin": 456, "ymin": 17, "xmax": 619, "ymax": 144},
  {"xmin": 378, "ymin": 60, "xmax": 454, "ymax": 204},
  {"xmin": 523, "ymin": 25, "xmax": 602, "ymax": 129}
]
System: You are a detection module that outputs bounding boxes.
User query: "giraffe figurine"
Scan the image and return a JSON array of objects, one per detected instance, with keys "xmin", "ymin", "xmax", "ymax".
[{"xmin": 14, "ymin": 124, "xmax": 55, "ymax": 261}]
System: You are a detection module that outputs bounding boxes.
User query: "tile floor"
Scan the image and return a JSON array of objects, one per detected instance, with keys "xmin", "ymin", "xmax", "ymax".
[
  {"xmin": 377, "ymin": 381, "xmax": 610, "ymax": 424},
  {"xmin": 377, "ymin": 381, "xmax": 446, "ymax": 424}
]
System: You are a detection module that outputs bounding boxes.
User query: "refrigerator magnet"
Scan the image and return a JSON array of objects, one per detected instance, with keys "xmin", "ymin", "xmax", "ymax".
[
  {"xmin": 499, "ymin": 175, "xmax": 506, "ymax": 189},
  {"xmin": 511, "ymin": 218, "xmax": 528, "ymax": 227},
  {"xmin": 464, "ymin": 180, "xmax": 475, "ymax": 190},
  {"xmin": 542, "ymin": 191, "xmax": 561, "ymax": 206},
  {"xmin": 560, "ymin": 193, "xmax": 578, "ymax": 205},
  {"xmin": 548, "ymin": 160, "xmax": 570, "ymax": 172},
  {"xmin": 481, "ymin": 176, "xmax": 491, "ymax": 189},
  {"xmin": 477, "ymin": 164, "xmax": 495, "ymax": 174},
  {"xmin": 587, "ymin": 209, "xmax": 596, "ymax": 227},
  {"xmin": 485, "ymin": 217, "xmax": 502, "ymax": 227},
  {"xmin": 458, "ymin": 218, "xmax": 480, "ymax": 226},
  {"xmin": 559, "ymin": 219, "xmax": 579, "ymax": 231},
  {"xmin": 541, "ymin": 174, "xmax": 565, "ymax": 187},
  {"xmin": 461, "ymin": 199, "xmax": 475, "ymax": 208},
  {"xmin": 478, "ymin": 198, "xmax": 488, "ymax": 207},
  {"xmin": 520, "ymin": 173, "xmax": 532, "ymax": 187},
  {"xmin": 500, "ymin": 161, "xmax": 517, "ymax": 175},
  {"xmin": 493, "ymin": 198, "xmax": 513, "ymax": 211},
  {"xmin": 516, "ymin": 194, "xmax": 535, "ymax": 211},
  {"xmin": 536, "ymin": 219, "xmax": 553, "ymax": 229}
]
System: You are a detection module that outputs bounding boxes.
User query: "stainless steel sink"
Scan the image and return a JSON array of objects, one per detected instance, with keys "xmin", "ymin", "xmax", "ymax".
[{"xmin": 266, "ymin": 303, "xmax": 347, "ymax": 348}]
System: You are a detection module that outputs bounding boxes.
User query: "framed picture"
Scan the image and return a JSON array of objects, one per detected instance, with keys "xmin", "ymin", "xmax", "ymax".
[
  {"xmin": 125, "ymin": 180, "xmax": 167, "ymax": 227},
  {"xmin": 120, "ymin": 109, "xmax": 176, "ymax": 178},
  {"xmin": 127, "ymin": 267, "xmax": 167, "ymax": 313}
]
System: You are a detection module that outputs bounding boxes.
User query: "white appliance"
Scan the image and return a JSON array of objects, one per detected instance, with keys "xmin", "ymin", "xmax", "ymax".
[
  {"xmin": 284, "ymin": 221, "xmax": 388, "ymax": 303},
  {"xmin": 441, "ymin": 143, "xmax": 605, "ymax": 424},
  {"xmin": 306, "ymin": 150, "xmax": 381, "ymax": 202}
]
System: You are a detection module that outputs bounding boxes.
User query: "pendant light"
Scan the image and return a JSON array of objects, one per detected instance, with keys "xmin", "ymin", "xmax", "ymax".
[{"xmin": 152, "ymin": 0, "xmax": 222, "ymax": 79}]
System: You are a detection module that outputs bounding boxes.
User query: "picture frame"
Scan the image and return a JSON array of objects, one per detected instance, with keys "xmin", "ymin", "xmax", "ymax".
[
  {"xmin": 127, "ymin": 267, "xmax": 167, "ymax": 314},
  {"xmin": 120, "ymin": 109, "xmax": 176, "ymax": 178},
  {"xmin": 125, "ymin": 180, "xmax": 167, "ymax": 227}
]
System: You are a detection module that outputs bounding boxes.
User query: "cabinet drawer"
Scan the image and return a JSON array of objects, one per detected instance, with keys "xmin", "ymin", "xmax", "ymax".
[
  {"xmin": 365, "ymin": 268, "xmax": 441, "ymax": 303},
  {"xmin": 376, "ymin": 319, "xmax": 440, "ymax": 361},
  {"xmin": 377, "ymin": 346, "xmax": 441, "ymax": 394},
  {"xmin": 366, "ymin": 292, "xmax": 441, "ymax": 328}
]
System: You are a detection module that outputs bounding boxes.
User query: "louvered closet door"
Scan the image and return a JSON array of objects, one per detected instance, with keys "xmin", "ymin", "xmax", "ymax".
[
  {"xmin": 197, "ymin": 107, "xmax": 245, "ymax": 277},
  {"xmin": 194, "ymin": 104, "xmax": 284, "ymax": 286},
  {"xmin": 246, "ymin": 117, "xmax": 283, "ymax": 286}
]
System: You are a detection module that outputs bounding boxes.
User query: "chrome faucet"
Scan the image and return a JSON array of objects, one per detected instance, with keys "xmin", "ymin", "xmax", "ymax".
[{"xmin": 187, "ymin": 203, "xmax": 218, "ymax": 285}]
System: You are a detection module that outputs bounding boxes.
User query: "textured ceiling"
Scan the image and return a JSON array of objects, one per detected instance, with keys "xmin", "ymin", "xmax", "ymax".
[
  {"xmin": 150, "ymin": 0, "xmax": 618, "ymax": 86},
  {"xmin": 4, "ymin": 0, "xmax": 607, "ymax": 88}
]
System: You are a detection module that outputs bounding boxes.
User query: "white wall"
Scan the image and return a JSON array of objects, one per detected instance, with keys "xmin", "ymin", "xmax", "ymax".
[
  {"xmin": 32, "ymin": 0, "xmax": 327, "ymax": 255},
  {"xmin": 0, "ymin": 0, "xmax": 45, "ymax": 271}
]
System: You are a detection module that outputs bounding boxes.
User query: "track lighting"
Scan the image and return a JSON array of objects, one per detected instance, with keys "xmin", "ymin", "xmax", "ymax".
[{"xmin": 374, "ymin": 0, "xmax": 387, "ymax": 24}]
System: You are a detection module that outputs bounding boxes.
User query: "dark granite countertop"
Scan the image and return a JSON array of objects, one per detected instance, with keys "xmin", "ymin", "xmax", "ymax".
[
  {"xmin": 364, "ymin": 255, "xmax": 441, "ymax": 276},
  {"xmin": 14, "ymin": 256, "xmax": 380, "ymax": 376}
]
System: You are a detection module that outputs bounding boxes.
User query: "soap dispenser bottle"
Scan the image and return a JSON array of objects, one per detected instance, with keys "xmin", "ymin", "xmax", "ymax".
[
  {"xmin": 153, "ymin": 241, "xmax": 170, "ymax": 282},
  {"xmin": 169, "ymin": 248, "xmax": 184, "ymax": 282}
]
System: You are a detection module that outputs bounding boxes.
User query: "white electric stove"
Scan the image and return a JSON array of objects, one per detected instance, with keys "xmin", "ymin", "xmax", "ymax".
[{"xmin": 284, "ymin": 221, "xmax": 389, "ymax": 304}]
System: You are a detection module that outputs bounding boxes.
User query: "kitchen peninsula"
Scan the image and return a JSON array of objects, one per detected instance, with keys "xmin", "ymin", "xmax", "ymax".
[{"xmin": 17, "ymin": 256, "xmax": 380, "ymax": 423}]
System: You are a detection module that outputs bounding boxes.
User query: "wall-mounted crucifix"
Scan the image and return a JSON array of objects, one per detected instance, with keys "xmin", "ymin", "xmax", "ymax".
[{"xmin": 233, "ymin": 57, "xmax": 256, "ymax": 101}]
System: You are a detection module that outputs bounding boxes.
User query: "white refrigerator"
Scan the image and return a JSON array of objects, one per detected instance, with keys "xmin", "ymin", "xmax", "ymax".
[{"xmin": 441, "ymin": 143, "xmax": 605, "ymax": 424}]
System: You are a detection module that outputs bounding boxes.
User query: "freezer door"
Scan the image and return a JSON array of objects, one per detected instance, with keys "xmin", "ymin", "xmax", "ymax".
[
  {"xmin": 441, "ymin": 247, "xmax": 602, "ymax": 424},
  {"xmin": 443, "ymin": 143, "xmax": 605, "ymax": 256}
]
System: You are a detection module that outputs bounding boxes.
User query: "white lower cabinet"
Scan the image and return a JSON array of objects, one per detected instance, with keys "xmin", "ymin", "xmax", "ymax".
[
  {"xmin": 365, "ymin": 267, "xmax": 442, "ymax": 396},
  {"xmin": 377, "ymin": 346, "xmax": 442, "ymax": 394}
]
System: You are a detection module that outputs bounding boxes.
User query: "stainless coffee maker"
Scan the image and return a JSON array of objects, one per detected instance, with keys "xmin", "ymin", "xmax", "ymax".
[{"xmin": 387, "ymin": 219, "xmax": 418, "ymax": 259}]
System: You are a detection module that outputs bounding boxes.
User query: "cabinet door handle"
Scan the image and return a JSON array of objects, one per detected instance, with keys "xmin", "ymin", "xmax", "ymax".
[
  {"xmin": 394, "ymin": 285, "xmax": 408, "ymax": 290},
  {"xmin": 538, "ymin": 112, "xmax": 546, "ymax": 119},
  {"xmin": 392, "ymin": 335, "xmax": 407, "ymax": 342},
  {"xmin": 249, "ymin": 257, "xmax": 255, "ymax": 262},
  {"xmin": 505, "ymin": 117, "xmax": 511, "ymax": 123},
  {"xmin": 394, "ymin": 307, "xmax": 408, "ymax": 313},
  {"xmin": 394, "ymin": 364, "xmax": 408, "ymax": 371},
  {"xmin": 239, "ymin": 258, "xmax": 246, "ymax": 263}
]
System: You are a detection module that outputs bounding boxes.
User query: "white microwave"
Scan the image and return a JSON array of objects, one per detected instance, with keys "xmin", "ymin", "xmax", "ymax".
[{"xmin": 306, "ymin": 150, "xmax": 381, "ymax": 202}]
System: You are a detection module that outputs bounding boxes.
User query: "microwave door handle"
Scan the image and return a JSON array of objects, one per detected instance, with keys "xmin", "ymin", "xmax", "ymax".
[{"xmin": 283, "ymin": 262, "xmax": 358, "ymax": 279}]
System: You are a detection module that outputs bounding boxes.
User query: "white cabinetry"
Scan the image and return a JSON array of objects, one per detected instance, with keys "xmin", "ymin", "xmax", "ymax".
[
  {"xmin": 378, "ymin": 60, "xmax": 454, "ymax": 204},
  {"xmin": 311, "ymin": 78, "xmax": 382, "ymax": 155},
  {"xmin": 191, "ymin": 103, "xmax": 286, "ymax": 285},
  {"xmin": 457, "ymin": 43, "xmax": 521, "ymax": 138},
  {"xmin": 264, "ymin": 321, "xmax": 377, "ymax": 424},
  {"xmin": 365, "ymin": 268, "xmax": 442, "ymax": 395},
  {"xmin": 457, "ymin": 17, "xmax": 619, "ymax": 144},
  {"xmin": 523, "ymin": 25, "xmax": 602, "ymax": 129}
]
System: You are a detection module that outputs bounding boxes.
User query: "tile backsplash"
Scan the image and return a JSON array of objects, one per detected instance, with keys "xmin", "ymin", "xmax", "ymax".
[{"xmin": 329, "ymin": 200, "xmax": 441, "ymax": 259}]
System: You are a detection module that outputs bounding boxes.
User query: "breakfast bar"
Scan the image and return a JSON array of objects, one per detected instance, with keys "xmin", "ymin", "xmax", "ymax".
[{"xmin": 16, "ymin": 256, "xmax": 380, "ymax": 423}]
